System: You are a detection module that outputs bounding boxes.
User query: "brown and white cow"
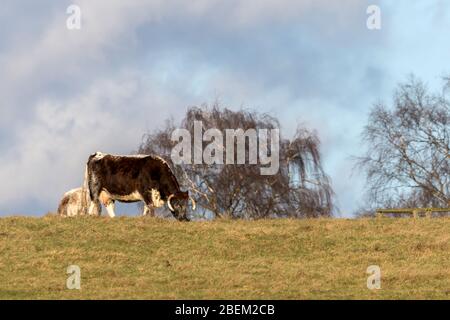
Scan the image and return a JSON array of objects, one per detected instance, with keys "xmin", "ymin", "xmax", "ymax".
[{"xmin": 86, "ymin": 152, "xmax": 195, "ymax": 220}]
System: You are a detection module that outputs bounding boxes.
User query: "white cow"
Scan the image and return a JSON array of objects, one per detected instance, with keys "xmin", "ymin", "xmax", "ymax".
[
  {"xmin": 57, "ymin": 187, "xmax": 113, "ymax": 217},
  {"xmin": 57, "ymin": 187, "xmax": 90, "ymax": 216}
]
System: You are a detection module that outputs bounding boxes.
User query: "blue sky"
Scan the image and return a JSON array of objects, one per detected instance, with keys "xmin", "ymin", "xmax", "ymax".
[{"xmin": 0, "ymin": 1, "xmax": 449, "ymax": 216}]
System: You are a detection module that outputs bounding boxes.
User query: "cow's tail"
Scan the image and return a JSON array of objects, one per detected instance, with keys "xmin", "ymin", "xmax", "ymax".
[{"xmin": 81, "ymin": 164, "xmax": 90, "ymax": 215}]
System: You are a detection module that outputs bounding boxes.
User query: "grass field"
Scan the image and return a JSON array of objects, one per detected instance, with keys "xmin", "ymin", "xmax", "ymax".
[{"xmin": 0, "ymin": 216, "xmax": 449, "ymax": 299}]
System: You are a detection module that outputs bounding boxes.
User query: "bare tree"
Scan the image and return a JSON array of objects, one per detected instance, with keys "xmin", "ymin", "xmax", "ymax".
[
  {"xmin": 357, "ymin": 76, "xmax": 450, "ymax": 210},
  {"xmin": 138, "ymin": 103, "xmax": 333, "ymax": 219}
]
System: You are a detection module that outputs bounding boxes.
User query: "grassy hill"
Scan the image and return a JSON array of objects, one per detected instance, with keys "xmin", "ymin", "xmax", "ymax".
[{"xmin": 0, "ymin": 216, "xmax": 449, "ymax": 299}]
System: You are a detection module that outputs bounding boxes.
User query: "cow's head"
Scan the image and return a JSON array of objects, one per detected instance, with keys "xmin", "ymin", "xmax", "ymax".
[{"xmin": 167, "ymin": 191, "xmax": 196, "ymax": 221}]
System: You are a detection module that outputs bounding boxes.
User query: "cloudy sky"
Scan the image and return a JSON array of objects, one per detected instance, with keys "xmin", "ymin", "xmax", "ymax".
[{"xmin": 1, "ymin": 1, "xmax": 449, "ymax": 216}]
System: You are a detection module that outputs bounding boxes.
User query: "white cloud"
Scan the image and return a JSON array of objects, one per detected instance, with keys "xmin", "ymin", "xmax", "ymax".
[
  {"xmin": 0, "ymin": 70, "xmax": 194, "ymax": 213},
  {"xmin": 0, "ymin": 0, "xmax": 415, "ymax": 215}
]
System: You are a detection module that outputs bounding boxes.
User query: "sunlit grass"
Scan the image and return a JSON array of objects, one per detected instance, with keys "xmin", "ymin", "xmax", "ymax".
[{"xmin": 0, "ymin": 215, "xmax": 449, "ymax": 299}]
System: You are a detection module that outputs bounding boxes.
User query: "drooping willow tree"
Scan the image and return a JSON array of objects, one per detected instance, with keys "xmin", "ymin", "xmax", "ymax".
[{"xmin": 138, "ymin": 104, "xmax": 334, "ymax": 219}]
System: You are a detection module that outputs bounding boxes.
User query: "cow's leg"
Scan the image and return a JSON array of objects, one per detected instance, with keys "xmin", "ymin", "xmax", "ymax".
[
  {"xmin": 88, "ymin": 201, "xmax": 101, "ymax": 216},
  {"xmin": 142, "ymin": 203, "xmax": 155, "ymax": 217},
  {"xmin": 141, "ymin": 193, "xmax": 155, "ymax": 217},
  {"xmin": 105, "ymin": 202, "xmax": 116, "ymax": 218},
  {"xmin": 88, "ymin": 178, "xmax": 102, "ymax": 216},
  {"xmin": 100, "ymin": 192, "xmax": 115, "ymax": 218}
]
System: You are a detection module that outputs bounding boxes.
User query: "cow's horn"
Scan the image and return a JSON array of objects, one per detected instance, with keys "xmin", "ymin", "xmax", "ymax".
[
  {"xmin": 189, "ymin": 197, "xmax": 196, "ymax": 210},
  {"xmin": 167, "ymin": 194, "xmax": 175, "ymax": 212}
]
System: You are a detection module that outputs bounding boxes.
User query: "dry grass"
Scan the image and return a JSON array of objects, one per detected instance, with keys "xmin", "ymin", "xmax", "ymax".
[{"xmin": 0, "ymin": 216, "xmax": 449, "ymax": 299}]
